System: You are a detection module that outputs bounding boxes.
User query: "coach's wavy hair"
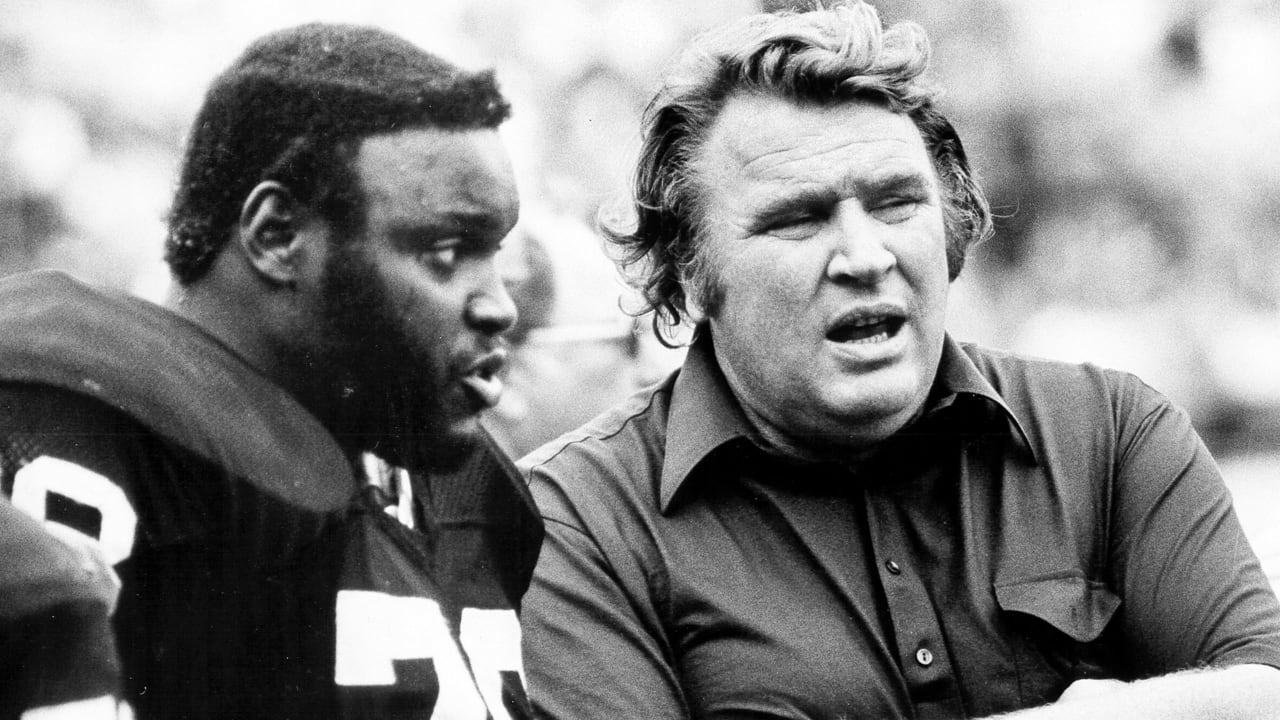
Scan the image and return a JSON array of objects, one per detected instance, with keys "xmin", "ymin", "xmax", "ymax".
[
  {"xmin": 605, "ymin": 0, "xmax": 992, "ymax": 345},
  {"xmin": 165, "ymin": 23, "xmax": 511, "ymax": 285}
]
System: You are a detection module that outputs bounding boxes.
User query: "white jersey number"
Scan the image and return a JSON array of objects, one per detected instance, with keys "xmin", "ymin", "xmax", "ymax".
[
  {"xmin": 11, "ymin": 456, "xmax": 137, "ymax": 564},
  {"xmin": 335, "ymin": 590, "xmax": 524, "ymax": 720},
  {"xmin": 21, "ymin": 696, "xmax": 133, "ymax": 720}
]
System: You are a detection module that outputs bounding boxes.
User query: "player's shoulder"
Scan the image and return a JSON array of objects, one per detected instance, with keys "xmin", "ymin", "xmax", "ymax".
[
  {"xmin": 0, "ymin": 271, "xmax": 354, "ymax": 512},
  {"xmin": 0, "ymin": 382, "xmax": 156, "ymax": 570},
  {"xmin": 0, "ymin": 381, "xmax": 147, "ymax": 436},
  {"xmin": 0, "ymin": 381, "xmax": 155, "ymax": 503}
]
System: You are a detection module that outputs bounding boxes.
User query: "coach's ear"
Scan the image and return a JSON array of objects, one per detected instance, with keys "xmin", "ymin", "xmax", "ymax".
[{"xmin": 238, "ymin": 181, "xmax": 304, "ymax": 286}]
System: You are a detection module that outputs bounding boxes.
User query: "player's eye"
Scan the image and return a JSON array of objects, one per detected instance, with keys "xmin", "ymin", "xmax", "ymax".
[{"xmin": 419, "ymin": 241, "xmax": 460, "ymax": 272}]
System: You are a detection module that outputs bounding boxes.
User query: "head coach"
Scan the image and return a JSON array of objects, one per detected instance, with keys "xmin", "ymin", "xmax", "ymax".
[{"xmin": 518, "ymin": 2, "xmax": 1280, "ymax": 718}]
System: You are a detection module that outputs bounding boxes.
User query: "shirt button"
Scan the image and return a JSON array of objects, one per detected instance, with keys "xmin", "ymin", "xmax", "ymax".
[
  {"xmin": 885, "ymin": 560, "xmax": 902, "ymax": 575},
  {"xmin": 916, "ymin": 648, "xmax": 934, "ymax": 667}
]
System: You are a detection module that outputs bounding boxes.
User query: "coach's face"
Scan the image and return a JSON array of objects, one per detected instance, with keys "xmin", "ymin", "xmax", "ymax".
[
  {"xmin": 317, "ymin": 127, "xmax": 519, "ymax": 467},
  {"xmin": 693, "ymin": 94, "xmax": 949, "ymax": 451}
]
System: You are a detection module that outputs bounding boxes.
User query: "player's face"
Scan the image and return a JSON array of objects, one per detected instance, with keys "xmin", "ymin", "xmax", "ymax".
[
  {"xmin": 693, "ymin": 94, "xmax": 950, "ymax": 452},
  {"xmin": 318, "ymin": 127, "xmax": 519, "ymax": 468}
]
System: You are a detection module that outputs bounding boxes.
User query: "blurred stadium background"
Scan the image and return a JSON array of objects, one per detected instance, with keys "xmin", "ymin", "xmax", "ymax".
[{"xmin": 2, "ymin": 0, "xmax": 1277, "ymax": 587}]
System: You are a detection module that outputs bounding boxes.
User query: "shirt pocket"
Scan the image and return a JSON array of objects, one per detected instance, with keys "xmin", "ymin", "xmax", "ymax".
[{"xmin": 993, "ymin": 572, "xmax": 1122, "ymax": 704}]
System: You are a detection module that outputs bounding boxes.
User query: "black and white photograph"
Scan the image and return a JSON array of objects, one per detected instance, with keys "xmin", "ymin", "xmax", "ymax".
[{"xmin": 2, "ymin": 0, "xmax": 1279, "ymax": 717}]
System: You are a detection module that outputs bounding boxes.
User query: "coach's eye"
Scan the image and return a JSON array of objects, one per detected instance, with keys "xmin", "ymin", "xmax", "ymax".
[
  {"xmin": 772, "ymin": 213, "xmax": 818, "ymax": 229},
  {"xmin": 761, "ymin": 210, "xmax": 825, "ymax": 240},
  {"xmin": 871, "ymin": 197, "xmax": 924, "ymax": 224}
]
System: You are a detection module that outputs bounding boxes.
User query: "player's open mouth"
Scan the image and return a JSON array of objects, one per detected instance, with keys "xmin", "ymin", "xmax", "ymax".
[
  {"xmin": 459, "ymin": 350, "xmax": 507, "ymax": 409},
  {"xmin": 825, "ymin": 314, "xmax": 905, "ymax": 345}
]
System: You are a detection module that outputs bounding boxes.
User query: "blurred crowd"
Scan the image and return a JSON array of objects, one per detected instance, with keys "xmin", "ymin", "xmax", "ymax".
[{"xmin": 2, "ymin": 0, "xmax": 1278, "ymax": 583}]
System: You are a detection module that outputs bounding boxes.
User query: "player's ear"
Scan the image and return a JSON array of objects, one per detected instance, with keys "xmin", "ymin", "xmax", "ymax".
[{"xmin": 237, "ymin": 181, "xmax": 305, "ymax": 286}]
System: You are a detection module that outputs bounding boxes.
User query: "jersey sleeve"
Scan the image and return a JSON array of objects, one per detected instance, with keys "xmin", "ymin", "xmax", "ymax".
[
  {"xmin": 0, "ymin": 383, "xmax": 151, "ymax": 718},
  {"xmin": 1106, "ymin": 375, "xmax": 1280, "ymax": 675},
  {"xmin": 0, "ymin": 381, "xmax": 163, "ymax": 566}
]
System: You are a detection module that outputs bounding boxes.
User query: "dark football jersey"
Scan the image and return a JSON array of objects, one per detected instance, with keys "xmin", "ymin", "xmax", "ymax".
[{"xmin": 0, "ymin": 271, "xmax": 542, "ymax": 720}]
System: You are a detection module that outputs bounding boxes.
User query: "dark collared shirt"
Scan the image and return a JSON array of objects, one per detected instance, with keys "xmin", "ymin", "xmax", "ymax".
[{"xmin": 520, "ymin": 335, "xmax": 1280, "ymax": 720}]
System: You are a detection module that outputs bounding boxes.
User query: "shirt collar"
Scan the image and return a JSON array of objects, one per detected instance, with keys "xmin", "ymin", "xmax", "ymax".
[
  {"xmin": 659, "ymin": 332, "xmax": 1037, "ymax": 513},
  {"xmin": 930, "ymin": 334, "xmax": 1037, "ymax": 459},
  {"xmin": 660, "ymin": 333, "xmax": 754, "ymax": 511}
]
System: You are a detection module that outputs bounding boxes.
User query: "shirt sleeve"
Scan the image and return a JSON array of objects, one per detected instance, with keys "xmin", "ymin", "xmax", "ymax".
[
  {"xmin": 521, "ymin": 463, "xmax": 690, "ymax": 720},
  {"xmin": 1106, "ymin": 375, "xmax": 1280, "ymax": 675}
]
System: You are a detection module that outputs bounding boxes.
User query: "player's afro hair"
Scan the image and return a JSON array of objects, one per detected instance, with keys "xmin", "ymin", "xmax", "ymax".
[{"xmin": 165, "ymin": 23, "xmax": 511, "ymax": 284}]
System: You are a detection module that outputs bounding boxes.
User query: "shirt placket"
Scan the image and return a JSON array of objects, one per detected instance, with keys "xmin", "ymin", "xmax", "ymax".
[{"xmin": 862, "ymin": 485, "xmax": 964, "ymax": 720}]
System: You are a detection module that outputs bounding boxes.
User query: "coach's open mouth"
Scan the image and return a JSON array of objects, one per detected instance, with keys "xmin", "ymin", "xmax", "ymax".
[{"xmin": 826, "ymin": 314, "xmax": 905, "ymax": 345}]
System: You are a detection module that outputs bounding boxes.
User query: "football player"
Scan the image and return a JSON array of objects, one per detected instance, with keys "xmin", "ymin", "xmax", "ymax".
[{"xmin": 0, "ymin": 23, "xmax": 541, "ymax": 719}]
